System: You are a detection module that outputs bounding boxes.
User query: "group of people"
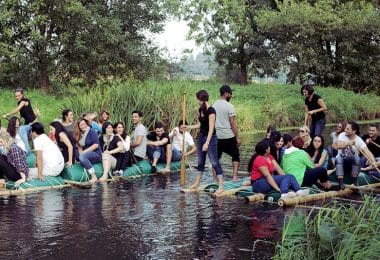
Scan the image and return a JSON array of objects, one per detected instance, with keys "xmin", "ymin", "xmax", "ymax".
[{"xmin": 1, "ymin": 85, "xmax": 379, "ymax": 197}]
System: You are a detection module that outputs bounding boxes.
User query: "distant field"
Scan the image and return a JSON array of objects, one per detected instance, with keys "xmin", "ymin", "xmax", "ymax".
[{"xmin": 1, "ymin": 80, "xmax": 379, "ymax": 132}]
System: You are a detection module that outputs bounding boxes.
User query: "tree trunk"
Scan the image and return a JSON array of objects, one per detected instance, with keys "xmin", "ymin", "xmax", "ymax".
[
  {"xmin": 240, "ymin": 63, "xmax": 248, "ymax": 85},
  {"xmin": 40, "ymin": 63, "xmax": 50, "ymax": 92}
]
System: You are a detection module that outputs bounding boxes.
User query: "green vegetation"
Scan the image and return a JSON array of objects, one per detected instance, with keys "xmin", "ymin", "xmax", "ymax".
[
  {"xmin": 275, "ymin": 196, "xmax": 380, "ymax": 259},
  {"xmin": 0, "ymin": 81, "xmax": 379, "ymax": 132}
]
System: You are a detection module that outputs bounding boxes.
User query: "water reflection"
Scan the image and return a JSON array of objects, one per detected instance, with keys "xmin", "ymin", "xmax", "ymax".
[{"xmin": 0, "ymin": 124, "xmax": 376, "ymax": 259}]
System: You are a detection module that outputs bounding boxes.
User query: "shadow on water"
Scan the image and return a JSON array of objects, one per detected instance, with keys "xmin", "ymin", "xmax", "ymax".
[{"xmin": 0, "ymin": 124, "xmax": 377, "ymax": 259}]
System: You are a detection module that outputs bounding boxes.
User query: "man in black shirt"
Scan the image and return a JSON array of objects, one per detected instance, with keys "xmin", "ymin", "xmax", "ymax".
[
  {"xmin": 361, "ymin": 124, "xmax": 380, "ymax": 172},
  {"xmin": 147, "ymin": 122, "xmax": 172, "ymax": 173}
]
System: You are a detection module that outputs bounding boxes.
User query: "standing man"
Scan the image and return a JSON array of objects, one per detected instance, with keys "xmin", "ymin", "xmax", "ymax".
[
  {"xmin": 213, "ymin": 85, "xmax": 241, "ymax": 181},
  {"xmin": 2, "ymin": 88, "xmax": 37, "ymax": 155},
  {"xmin": 130, "ymin": 110, "xmax": 147, "ymax": 161}
]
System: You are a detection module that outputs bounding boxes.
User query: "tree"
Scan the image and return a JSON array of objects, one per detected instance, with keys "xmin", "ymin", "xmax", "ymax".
[
  {"xmin": 179, "ymin": 0, "xmax": 278, "ymax": 85},
  {"xmin": 0, "ymin": 0, "xmax": 169, "ymax": 91},
  {"xmin": 255, "ymin": 0, "xmax": 380, "ymax": 92}
]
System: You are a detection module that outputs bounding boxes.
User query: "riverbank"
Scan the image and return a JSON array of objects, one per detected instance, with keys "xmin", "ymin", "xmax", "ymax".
[{"xmin": 1, "ymin": 80, "xmax": 379, "ymax": 131}]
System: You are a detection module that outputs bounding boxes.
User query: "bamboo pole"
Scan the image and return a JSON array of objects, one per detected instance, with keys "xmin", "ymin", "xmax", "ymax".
[
  {"xmin": 370, "ymin": 139, "xmax": 380, "ymax": 149},
  {"xmin": 278, "ymin": 188, "xmax": 353, "ymax": 207},
  {"xmin": 245, "ymin": 193, "xmax": 265, "ymax": 203},
  {"xmin": 346, "ymin": 182, "xmax": 380, "ymax": 191},
  {"xmin": 180, "ymin": 92, "xmax": 186, "ymax": 186},
  {"xmin": 180, "ymin": 184, "xmax": 207, "ymax": 193},
  {"xmin": 357, "ymin": 146, "xmax": 380, "ymax": 173},
  {"xmin": 0, "ymin": 184, "xmax": 70, "ymax": 197}
]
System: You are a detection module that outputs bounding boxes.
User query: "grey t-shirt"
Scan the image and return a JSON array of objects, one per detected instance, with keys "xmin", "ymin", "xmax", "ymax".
[
  {"xmin": 213, "ymin": 99, "xmax": 236, "ymax": 139},
  {"xmin": 133, "ymin": 123, "xmax": 147, "ymax": 158}
]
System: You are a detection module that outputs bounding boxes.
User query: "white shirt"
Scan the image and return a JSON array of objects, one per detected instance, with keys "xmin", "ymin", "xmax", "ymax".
[
  {"xmin": 169, "ymin": 127, "xmax": 195, "ymax": 151},
  {"xmin": 337, "ymin": 132, "xmax": 366, "ymax": 157},
  {"xmin": 33, "ymin": 134, "xmax": 64, "ymax": 169},
  {"xmin": 213, "ymin": 99, "xmax": 236, "ymax": 139},
  {"xmin": 15, "ymin": 133, "xmax": 26, "ymax": 152}
]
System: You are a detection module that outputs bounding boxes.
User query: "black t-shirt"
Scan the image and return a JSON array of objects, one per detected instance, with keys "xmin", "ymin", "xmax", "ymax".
[
  {"xmin": 147, "ymin": 131, "xmax": 170, "ymax": 145},
  {"xmin": 18, "ymin": 98, "xmax": 36, "ymax": 124},
  {"xmin": 305, "ymin": 94, "xmax": 325, "ymax": 121},
  {"xmin": 199, "ymin": 106, "xmax": 216, "ymax": 136},
  {"xmin": 361, "ymin": 134, "xmax": 380, "ymax": 158}
]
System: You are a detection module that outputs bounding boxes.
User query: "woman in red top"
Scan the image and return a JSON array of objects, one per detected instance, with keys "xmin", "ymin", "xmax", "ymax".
[{"xmin": 248, "ymin": 139, "xmax": 309, "ymax": 199}]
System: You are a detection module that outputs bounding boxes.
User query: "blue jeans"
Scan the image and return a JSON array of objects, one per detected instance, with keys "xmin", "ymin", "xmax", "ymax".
[
  {"xmin": 252, "ymin": 175, "xmax": 300, "ymax": 194},
  {"xmin": 19, "ymin": 124, "xmax": 32, "ymax": 155},
  {"xmin": 171, "ymin": 148, "xmax": 182, "ymax": 162},
  {"xmin": 197, "ymin": 134, "xmax": 223, "ymax": 177},
  {"xmin": 336, "ymin": 155, "xmax": 361, "ymax": 177},
  {"xmin": 310, "ymin": 117, "xmax": 326, "ymax": 138},
  {"xmin": 79, "ymin": 151, "xmax": 102, "ymax": 170},
  {"xmin": 147, "ymin": 145, "xmax": 167, "ymax": 163}
]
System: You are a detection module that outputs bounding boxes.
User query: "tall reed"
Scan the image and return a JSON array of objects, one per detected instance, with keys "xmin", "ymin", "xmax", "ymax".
[{"xmin": 275, "ymin": 196, "xmax": 380, "ymax": 259}]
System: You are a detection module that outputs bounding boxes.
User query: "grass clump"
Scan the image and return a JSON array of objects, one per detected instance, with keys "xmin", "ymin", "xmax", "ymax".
[{"xmin": 275, "ymin": 196, "xmax": 380, "ymax": 259}]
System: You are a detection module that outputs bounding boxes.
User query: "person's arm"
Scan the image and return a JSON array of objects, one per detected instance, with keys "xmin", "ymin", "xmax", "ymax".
[
  {"xmin": 185, "ymin": 122, "xmax": 200, "ymax": 130},
  {"xmin": 3, "ymin": 101, "xmax": 27, "ymax": 118},
  {"xmin": 308, "ymin": 98, "xmax": 328, "ymax": 115},
  {"xmin": 337, "ymin": 139, "xmax": 354, "ymax": 149},
  {"xmin": 272, "ymin": 159, "xmax": 285, "ymax": 175},
  {"xmin": 105, "ymin": 139, "xmax": 124, "ymax": 155},
  {"xmin": 131, "ymin": 135, "xmax": 143, "ymax": 148},
  {"xmin": 147, "ymin": 137, "xmax": 169, "ymax": 147},
  {"xmin": 82, "ymin": 143, "xmax": 99, "ymax": 154},
  {"xmin": 258, "ymin": 166, "xmax": 281, "ymax": 192},
  {"xmin": 186, "ymin": 144, "xmax": 197, "ymax": 157},
  {"xmin": 81, "ymin": 130, "xmax": 99, "ymax": 153},
  {"xmin": 202, "ymin": 113, "xmax": 215, "ymax": 152},
  {"xmin": 35, "ymin": 150, "xmax": 44, "ymax": 180},
  {"xmin": 59, "ymin": 132, "xmax": 73, "ymax": 167},
  {"xmin": 229, "ymin": 116, "xmax": 241, "ymax": 146},
  {"xmin": 315, "ymin": 150, "xmax": 328, "ymax": 168},
  {"xmin": 304, "ymin": 104, "xmax": 309, "ymax": 125}
]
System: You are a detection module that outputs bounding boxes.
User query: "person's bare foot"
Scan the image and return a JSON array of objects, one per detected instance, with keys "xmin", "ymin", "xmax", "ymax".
[
  {"xmin": 214, "ymin": 188, "xmax": 223, "ymax": 195},
  {"xmin": 188, "ymin": 182, "xmax": 200, "ymax": 190},
  {"xmin": 233, "ymin": 177, "xmax": 241, "ymax": 182},
  {"xmin": 89, "ymin": 176, "xmax": 98, "ymax": 184},
  {"xmin": 15, "ymin": 177, "xmax": 26, "ymax": 187},
  {"xmin": 0, "ymin": 179, "xmax": 5, "ymax": 185},
  {"xmin": 162, "ymin": 167, "xmax": 171, "ymax": 173},
  {"xmin": 98, "ymin": 175, "xmax": 108, "ymax": 182}
]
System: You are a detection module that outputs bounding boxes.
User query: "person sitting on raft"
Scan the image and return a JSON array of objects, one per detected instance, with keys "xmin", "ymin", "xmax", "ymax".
[
  {"xmin": 147, "ymin": 122, "xmax": 177, "ymax": 173},
  {"xmin": 29, "ymin": 122, "xmax": 64, "ymax": 180},
  {"xmin": 0, "ymin": 132, "xmax": 28, "ymax": 186},
  {"xmin": 130, "ymin": 110, "xmax": 147, "ymax": 162},
  {"xmin": 327, "ymin": 121, "xmax": 346, "ymax": 168},
  {"xmin": 99, "ymin": 122, "xmax": 130, "ymax": 181},
  {"xmin": 114, "ymin": 121, "xmax": 131, "ymax": 155},
  {"xmin": 336, "ymin": 121, "xmax": 376, "ymax": 188},
  {"xmin": 7, "ymin": 116, "xmax": 26, "ymax": 152},
  {"xmin": 298, "ymin": 125, "xmax": 311, "ymax": 149},
  {"xmin": 307, "ymin": 135, "xmax": 329, "ymax": 169},
  {"xmin": 82, "ymin": 112, "xmax": 102, "ymax": 135},
  {"xmin": 360, "ymin": 123, "xmax": 380, "ymax": 175},
  {"xmin": 169, "ymin": 120, "xmax": 197, "ymax": 161},
  {"xmin": 268, "ymin": 131, "xmax": 285, "ymax": 164},
  {"xmin": 49, "ymin": 121, "xmax": 77, "ymax": 168},
  {"xmin": 282, "ymin": 135, "xmax": 336, "ymax": 191},
  {"xmin": 74, "ymin": 118, "xmax": 102, "ymax": 183},
  {"xmin": 248, "ymin": 139, "xmax": 309, "ymax": 199},
  {"xmin": 97, "ymin": 109, "xmax": 110, "ymax": 128},
  {"xmin": 62, "ymin": 109, "xmax": 75, "ymax": 137},
  {"xmin": 185, "ymin": 90, "xmax": 224, "ymax": 194}
]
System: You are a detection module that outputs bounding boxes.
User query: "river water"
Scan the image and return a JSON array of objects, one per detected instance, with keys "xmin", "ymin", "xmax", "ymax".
[{"xmin": 0, "ymin": 124, "xmax": 377, "ymax": 259}]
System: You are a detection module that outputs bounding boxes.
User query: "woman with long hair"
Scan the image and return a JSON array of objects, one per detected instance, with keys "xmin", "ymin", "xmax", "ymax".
[
  {"xmin": 49, "ymin": 121, "xmax": 78, "ymax": 167},
  {"xmin": 98, "ymin": 109, "xmax": 110, "ymax": 128},
  {"xmin": 307, "ymin": 135, "xmax": 329, "ymax": 169},
  {"xmin": 248, "ymin": 139, "xmax": 309, "ymax": 199},
  {"xmin": 62, "ymin": 109, "xmax": 75, "ymax": 137},
  {"xmin": 185, "ymin": 90, "xmax": 224, "ymax": 194},
  {"xmin": 269, "ymin": 131, "xmax": 284, "ymax": 164},
  {"xmin": 73, "ymin": 118, "xmax": 102, "ymax": 183},
  {"xmin": 298, "ymin": 125, "xmax": 312, "ymax": 149},
  {"xmin": 0, "ymin": 132, "xmax": 28, "ymax": 186},
  {"xmin": 6, "ymin": 116, "xmax": 26, "ymax": 152}
]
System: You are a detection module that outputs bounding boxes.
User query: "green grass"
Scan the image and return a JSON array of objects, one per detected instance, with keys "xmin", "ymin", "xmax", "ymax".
[
  {"xmin": 275, "ymin": 196, "xmax": 380, "ymax": 259},
  {"xmin": 1, "ymin": 80, "xmax": 379, "ymax": 132}
]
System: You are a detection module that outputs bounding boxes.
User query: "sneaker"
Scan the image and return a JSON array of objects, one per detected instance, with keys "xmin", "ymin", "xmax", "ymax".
[
  {"xmin": 296, "ymin": 189, "xmax": 310, "ymax": 197},
  {"xmin": 151, "ymin": 165, "xmax": 157, "ymax": 173},
  {"xmin": 280, "ymin": 191, "xmax": 297, "ymax": 199}
]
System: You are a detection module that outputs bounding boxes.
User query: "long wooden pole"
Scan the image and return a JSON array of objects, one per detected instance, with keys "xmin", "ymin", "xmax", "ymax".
[
  {"xmin": 357, "ymin": 146, "xmax": 380, "ymax": 173},
  {"xmin": 180, "ymin": 92, "xmax": 186, "ymax": 186}
]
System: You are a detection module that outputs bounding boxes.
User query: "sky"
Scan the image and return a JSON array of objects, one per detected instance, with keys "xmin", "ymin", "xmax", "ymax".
[{"xmin": 155, "ymin": 20, "xmax": 202, "ymax": 59}]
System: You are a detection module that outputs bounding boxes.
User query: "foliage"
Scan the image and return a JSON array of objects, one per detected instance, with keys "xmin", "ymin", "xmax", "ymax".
[
  {"xmin": 275, "ymin": 196, "xmax": 380, "ymax": 259},
  {"xmin": 1, "ymin": 80, "xmax": 379, "ymax": 133},
  {"xmin": 178, "ymin": 0, "xmax": 279, "ymax": 85},
  {"xmin": 0, "ymin": 0, "xmax": 170, "ymax": 91},
  {"xmin": 255, "ymin": 0, "xmax": 380, "ymax": 93}
]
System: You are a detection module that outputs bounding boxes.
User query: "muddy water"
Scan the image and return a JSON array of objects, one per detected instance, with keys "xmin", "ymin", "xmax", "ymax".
[{"xmin": 0, "ymin": 124, "xmax": 375, "ymax": 259}]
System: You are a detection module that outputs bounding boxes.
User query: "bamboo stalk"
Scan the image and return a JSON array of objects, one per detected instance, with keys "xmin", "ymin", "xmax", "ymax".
[
  {"xmin": 346, "ymin": 182, "xmax": 380, "ymax": 191},
  {"xmin": 0, "ymin": 184, "xmax": 70, "ymax": 196},
  {"xmin": 357, "ymin": 146, "xmax": 380, "ymax": 173},
  {"xmin": 245, "ymin": 193, "xmax": 265, "ymax": 203},
  {"xmin": 180, "ymin": 92, "xmax": 186, "ymax": 186},
  {"xmin": 180, "ymin": 184, "xmax": 207, "ymax": 193},
  {"xmin": 370, "ymin": 139, "xmax": 380, "ymax": 149},
  {"xmin": 278, "ymin": 188, "xmax": 353, "ymax": 207}
]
